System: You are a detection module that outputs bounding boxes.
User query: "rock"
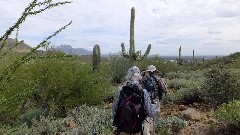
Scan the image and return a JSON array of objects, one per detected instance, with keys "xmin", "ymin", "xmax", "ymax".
[
  {"xmin": 65, "ymin": 120, "xmax": 78, "ymax": 129},
  {"xmin": 208, "ymin": 118, "xmax": 218, "ymax": 124},
  {"xmin": 181, "ymin": 108, "xmax": 201, "ymax": 121},
  {"xmin": 193, "ymin": 102, "xmax": 198, "ymax": 108},
  {"xmin": 167, "ymin": 111, "xmax": 172, "ymax": 115},
  {"xmin": 179, "ymin": 105, "xmax": 188, "ymax": 111},
  {"xmin": 103, "ymin": 103, "xmax": 113, "ymax": 109}
]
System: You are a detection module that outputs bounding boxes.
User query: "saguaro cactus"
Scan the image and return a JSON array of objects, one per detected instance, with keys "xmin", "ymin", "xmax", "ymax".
[
  {"xmin": 92, "ymin": 44, "xmax": 101, "ymax": 71},
  {"xmin": 121, "ymin": 7, "xmax": 151, "ymax": 65},
  {"xmin": 192, "ymin": 50, "xmax": 195, "ymax": 64},
  {"xmin": 178, "ymin": 46, "xmax": 182, "ymax": 65}
]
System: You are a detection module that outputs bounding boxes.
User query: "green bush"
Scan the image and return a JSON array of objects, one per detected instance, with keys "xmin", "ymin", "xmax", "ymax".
[
  {"xmin": 214, "ymin": 100, "xmax": 240, "ymax": 126},
  {"xmin": 155, "ymin": 116, "xmax": 188, "ymax": 135},
  {"xmin": 165, "ymin": 72, "xmax": 183, "ymax": 80},
  {"xmin": 203, "ymin": 68, "xmax": 240, "ymax": 105},
  {"xmin": 163, "ymin": 83, "xmax": 203, "ymax": 105},
  {"xmin": 1, "ymin": 116, "xmax": 75, "ymax": 135},
  {"xmin": 162, "ymin": 76, "xmax": 204, "ymax": 105},
  {"xmin": 20, "ymin": 108, "xmax": 45, "ymax": 127},
  {"xmin": 74, "ymin": 105, "xmax": 113, "ymax": 135},
  {"xmin": 166, "ymin": 71, "xmax": 204, "ymax": 80},
  {"xmin": 167, "ymin": 79, "xmax": 189, "ymax": 89},
  {"xmin": 0, "ymin": 56, "xmax": 114, "ymax": 120},
  {"xmin": 108, "ymin": 54, "xmax": 131, "ymax": 84},
  {"xmin": 1, "ymin": 105, "xmax": 113, "ymax": 135}
]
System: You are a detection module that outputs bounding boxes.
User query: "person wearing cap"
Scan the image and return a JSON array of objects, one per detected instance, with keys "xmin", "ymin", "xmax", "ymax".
[
  {"xmin": 141, "ymin": 65, "xmax": 162, "ymax": 132},
  {"xmin": 112, "ymin": 66, "xmax": 156, "ymax": 135}
]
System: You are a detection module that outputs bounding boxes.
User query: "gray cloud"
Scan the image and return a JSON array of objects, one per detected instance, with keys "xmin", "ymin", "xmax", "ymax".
[
  {"xmin": 0, "ymin": 0, "xmax": 240, "ymax": 55},
  {"xmin": 202, "ymin": 42, "xmax": 220, "ymax": 46},
  {"xmin": 217, "ymin": 10, "xmax": 240, "ymax": 18}
]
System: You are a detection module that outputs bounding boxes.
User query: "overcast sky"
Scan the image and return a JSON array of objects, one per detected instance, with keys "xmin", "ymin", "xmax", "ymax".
[{"xmin": 0, "ymin": 0, "xmax": 240, "ymax": 56}]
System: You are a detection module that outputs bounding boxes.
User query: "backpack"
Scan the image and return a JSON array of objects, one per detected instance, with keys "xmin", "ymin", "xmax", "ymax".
[
  {"xmin": 152, "ymin": 76, "xmax": 168, "ymax": 100},
  {"xmin": 113, "ymin": 85, "xmax": 146, "ymax": 134}
]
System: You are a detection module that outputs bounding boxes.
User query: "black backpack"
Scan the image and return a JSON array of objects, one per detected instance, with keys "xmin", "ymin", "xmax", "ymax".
[{"xmin": 113, "ymin": 85, "xmax": 147, "ymax": 135}]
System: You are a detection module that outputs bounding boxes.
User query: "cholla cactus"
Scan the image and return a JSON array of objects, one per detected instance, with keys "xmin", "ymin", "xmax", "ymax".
[
  {"xmin": 92, "ymin": 44, "xmax": 101, "ymax": 71},
  {"xmin": 121, "ymin": 7, "xmax": 151, "ymax": 65}
]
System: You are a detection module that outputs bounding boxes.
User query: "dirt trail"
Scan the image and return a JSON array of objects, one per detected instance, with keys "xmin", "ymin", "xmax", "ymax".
[{"xmin": 159, "ymin": 102, "xmax": 216, "ymax": 135}]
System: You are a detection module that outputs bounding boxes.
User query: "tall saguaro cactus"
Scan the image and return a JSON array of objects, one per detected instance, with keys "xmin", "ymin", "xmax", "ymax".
[
  {"xmin": 178, "ymin": 46, "xmax": 182, "ymax": 65},
  {"xmin": 121, "ymin": 7, "xmax": 151, "ymax": 65},
  {"xmin": 192, "ymin": 50, "xmax": 195, "ymax": 64},
  {"xmin": 92, "ymin": 44, "xmax": 101, "ymax": 71}
]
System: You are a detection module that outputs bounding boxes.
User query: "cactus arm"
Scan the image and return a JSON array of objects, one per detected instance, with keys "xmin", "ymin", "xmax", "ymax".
[
  {"xmin": 140, "ymin": 44, "xmax": 151, "ymax": 60},
  {"xmin": 121, "ymin": 43, "xmax": 129, "ymax": 58}
]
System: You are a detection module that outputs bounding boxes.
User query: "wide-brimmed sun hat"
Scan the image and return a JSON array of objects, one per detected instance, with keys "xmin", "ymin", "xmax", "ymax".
[
  {"xmin": 126, "ymin": 66, "xmax": 142, "ymax": 81},
  {"xmin": 146, "ymin": 65, "xmax": 157, "ymax": 72}
]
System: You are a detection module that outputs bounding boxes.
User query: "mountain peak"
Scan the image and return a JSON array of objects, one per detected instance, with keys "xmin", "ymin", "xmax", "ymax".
[{"xmin": 55, "ymin": 45, "xmax": 92, "ymax": 55}]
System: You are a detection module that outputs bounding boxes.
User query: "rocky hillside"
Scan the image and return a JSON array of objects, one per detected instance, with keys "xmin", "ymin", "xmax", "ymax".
[{"xmin": 0, "ymin": 38, "xmax": 32, "ymax": 52}]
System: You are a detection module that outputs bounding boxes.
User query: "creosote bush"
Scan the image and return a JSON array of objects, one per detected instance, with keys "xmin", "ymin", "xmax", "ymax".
[
  {"xmin": 155, "ymin": 116, "xmax": 188, "ymax": 135},
  {"xmin": 108, "ymin": 54, "xmax": 131, "ymax": 84},
  {"xmin": 204, "ymin": 67, "xmax": 240, "ymax": 105},
  {"xmin": 1, "ymin": 105, "xmax": 113, "ymax": 135},
  {"xmin": 214, "ymin": 100, "xmax": 240, "ymax": 126},
  {"xmin": 162, "ymin": 72, "xmax": 204, "ymax": 105},
  {"xmin": 0, "ymin": 56, "xmax": 113, "ymax": 122}
]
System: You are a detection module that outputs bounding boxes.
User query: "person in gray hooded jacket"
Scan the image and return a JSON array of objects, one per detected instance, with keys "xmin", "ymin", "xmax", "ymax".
[{"xmin": 113, "ymin": 66, "xmax": 156, "ymax": 135}]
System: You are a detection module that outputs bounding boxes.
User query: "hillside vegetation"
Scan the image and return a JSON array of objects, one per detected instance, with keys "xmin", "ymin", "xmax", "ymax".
[{"xmin": 1, "ymin": 0, "xmax": 240, "ymax": 134}]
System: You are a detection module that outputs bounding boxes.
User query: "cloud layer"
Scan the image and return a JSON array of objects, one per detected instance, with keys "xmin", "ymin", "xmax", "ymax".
[{"xmin": 0, "ymin": 0, "xmax": 240, "ymax": 55}]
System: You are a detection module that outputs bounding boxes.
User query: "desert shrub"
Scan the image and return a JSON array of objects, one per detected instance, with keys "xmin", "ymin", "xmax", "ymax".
[
  {"xmin": 165, "ymin": 72, "xmax": 183, "ymax": 79},
  {"xmin": 19, "ymin": 108, "xmax": 45, "ymax": 127},
  {"xmin": 162, "ymin": 77, "xmax": 204, "ymax": 105},
  {"xmin": 165, "ymin": 71, "xmax": 204, "ymax": 80},
  {"xmin": 1, "ymin": 116, "xmax": 76, "ymax": 135},
  {"xmin": 1, "ymin": 105, "xmax": 113, "ymax": 135},
  {"xmin": 163, "ymin": 82, "xmax": 203, "ymax": 105},
  {"xmin": 155, "ymin": 116, "xmax": 188, "ymax": 135},
  {"xmin": 0, "ymin": 56, "xmax": 113, "ymax": 120},
  {"xmin": 203, "ymin": 67, "xmax": 240, "ymax": 105},
  {"xmin": 108, "ymin": 54, "xmax": 131, "ymax": 84},
  {"xmin": 167, "ymin": 79, "xmax": 189, "ymax": 89},
  {"xmin": 214, "ymin": 100, "xmax": 240, "ymax": 126},
  {"xmin": 74, "ymin": 105, "xmax": 113, "ymax": 135}
]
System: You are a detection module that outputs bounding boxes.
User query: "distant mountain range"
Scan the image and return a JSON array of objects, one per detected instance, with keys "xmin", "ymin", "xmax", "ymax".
[
  {"xmin": 54, "ymin": 45, "xmax": 92, "ymax": 55},
  {"xmin": 0, "ymin": 38, "xmax": 32, "ymax": 52}
]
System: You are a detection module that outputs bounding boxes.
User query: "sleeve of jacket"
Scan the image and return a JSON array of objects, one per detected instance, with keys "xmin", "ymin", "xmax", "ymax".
[
  {"xmin": 143, "ymin": 89, "xmax": 156, "ymax": 118},
  {"xmin": 112, "ymin": 87, "xmax": 122, "ymax": 118}
]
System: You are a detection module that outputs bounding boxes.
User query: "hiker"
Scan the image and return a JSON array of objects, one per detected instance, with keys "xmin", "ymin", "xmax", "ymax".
[
  {"xmin": 113, "ymin": 66, "xmax": 156, "ymax": 135},
  {"xmin": 142, "ymin": 65, "xmax": 167, "ymax": 129}
]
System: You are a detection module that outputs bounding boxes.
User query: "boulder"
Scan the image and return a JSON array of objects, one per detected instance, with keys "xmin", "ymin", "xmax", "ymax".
[
  {"xmin": 179, "ymin": 105, "xmax": 188, "ymax": 111},
  {"xmin": 192, "ymin": 102, "xmax": 199, "ymax": 108},
  {"xmin": 181, "ymin": 108, "xmax": 201, "ymax": 121}
]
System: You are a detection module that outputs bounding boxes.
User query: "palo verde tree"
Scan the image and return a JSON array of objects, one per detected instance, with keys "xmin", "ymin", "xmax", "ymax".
[
  {"xmin": 121, "ymin": 7, "xmax": 151, "ymax": 66},
  {"xmin": 0, "ymin": 0, "xmax": 72, "ymax": 119}
]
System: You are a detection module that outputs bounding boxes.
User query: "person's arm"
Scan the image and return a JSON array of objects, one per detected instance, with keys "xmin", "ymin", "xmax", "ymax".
[
  {"xmin": 112, "ymin": 87, "xmax": 121, "ymax": 118},
  {"xmin": 143, "ymin": 89, "xmax": 156, "ymax": 118}
]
